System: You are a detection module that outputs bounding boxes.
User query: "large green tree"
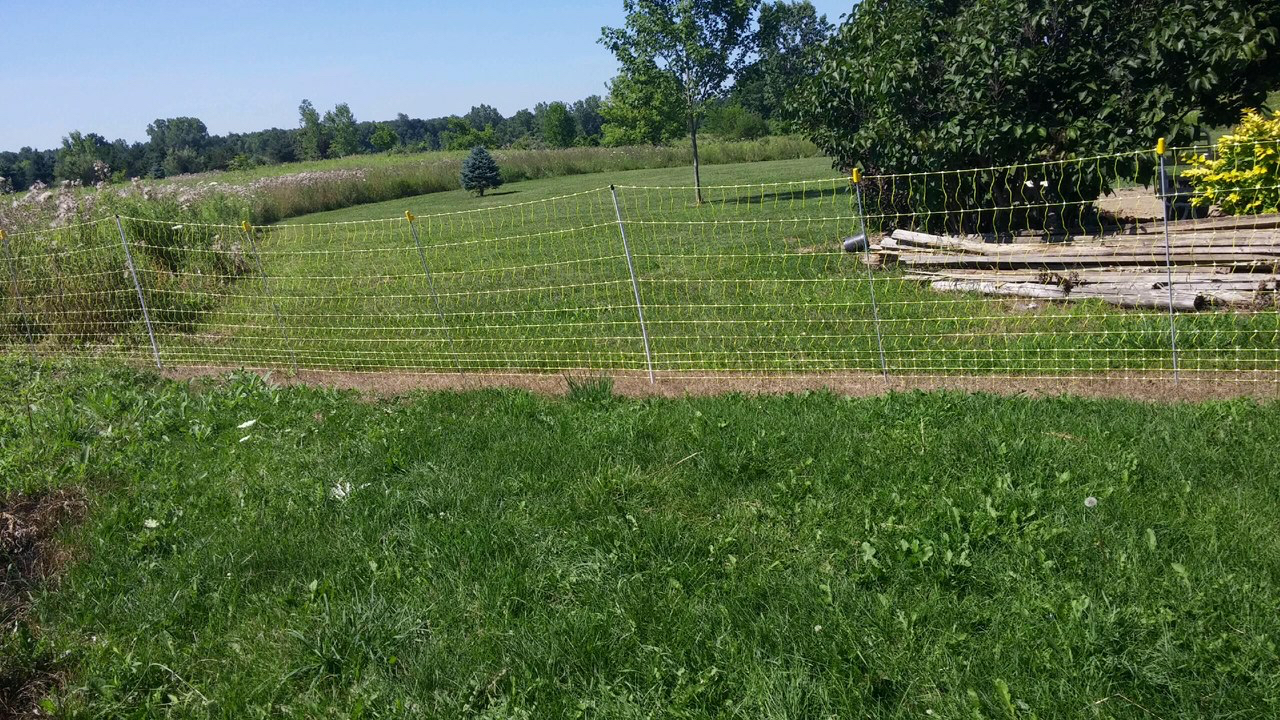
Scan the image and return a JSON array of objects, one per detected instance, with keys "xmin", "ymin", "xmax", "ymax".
[
  {"xmin": 323, "ymin": 103, "xmax": 360, "ymax": 157},
  {"xmin": 463, "ymin": 104, "xmax": 505, "ymax": 131},
  {"xmin": 53, "ymin": 131, "xmax": 111, "ymax": 184},
  {"xmin": 541, "ymin": 102, "xmax": 579, "ymax": 147},
  {"xmin": 146, "ymin": 117, "xmax": 210, "ymax": 176},
  {"xmin": 734, "ymin": 1, "xmax": 832, "ymax": 124},
  {"xmin": 146, "ymin": 118, "xmax": 210, "ymax": 158},
  {"xmin": 570, "ymin": 96, "xmax": 606, "ymax": 141},
  {"xmin": 602, "ymin": 0, "xmax": 759, "ymax": 203},
  {"xmin": 297, "ymin": 99, "xmax": 328, "ymax": 160},
  {"xmin": 600, "ymin": 67, "xmax": 686, "ymax": 146},
  {"xmin": 795, "ymin": 0, "xmax": 1280, "ymax": 178}
]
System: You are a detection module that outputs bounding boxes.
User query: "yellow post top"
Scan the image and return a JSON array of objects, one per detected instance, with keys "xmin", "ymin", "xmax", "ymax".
[
  {"xmin": 1156, "ymin": 138, "xmax": 1166, "ymax": 156},
  {"xmin": 241, "ymin": 221, "xmax": 252, "ymax": 233},
  {"xmin": 851, "ymin": 168, "xmax": 862, "ymax": 184},
  {"xmin": 404, "ymin": 210, "xmax": 416, "ymax": 223}
]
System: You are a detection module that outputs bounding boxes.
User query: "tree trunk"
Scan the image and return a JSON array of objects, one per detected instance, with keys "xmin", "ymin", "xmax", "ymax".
[{"xmin": 689, "ymin": 114, "xmax": 703, "ymax": 205}]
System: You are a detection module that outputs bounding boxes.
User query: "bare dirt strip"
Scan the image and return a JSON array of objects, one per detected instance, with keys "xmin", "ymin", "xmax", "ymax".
[{"xmin": 162, "ymin": 366, "xmax": 1280, "ymax": 403}]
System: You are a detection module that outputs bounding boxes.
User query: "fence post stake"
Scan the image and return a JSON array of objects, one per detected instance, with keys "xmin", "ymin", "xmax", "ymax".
[
  {"xmin": 1, "ymin": 229, "xmax": 36, "ymax": 347},
  {"xmin": 241, "ymin": 221, "xmax": 297, "ymax": 374},
  {"xmin": 610, "ymin": 185, "xmax": 656, "ymax": 384},
  {"xmin": 114, "ymin": 215, "xmax": 163, "ymax": 370},
  {"xmin": 852, "ymin": 170, "xmax": 890, "ymax": 380},
  {"xmin": 1156, "ymin": 139, "xmax": 1181, "ymax": 383},
  {"xmin": 405, "ymin": 212, "xmax": 463, "ymax": 374}
]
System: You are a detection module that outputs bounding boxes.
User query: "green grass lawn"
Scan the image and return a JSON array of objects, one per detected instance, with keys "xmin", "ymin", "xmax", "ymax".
[{"xmin": 3, "ymin": 359, "xmax": 1279, "ymax": 717}]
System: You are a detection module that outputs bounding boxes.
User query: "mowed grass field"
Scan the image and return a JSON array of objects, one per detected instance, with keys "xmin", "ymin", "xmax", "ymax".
[
  {"xmin": 3, "ymin": 359, "xmax": 1280, "ymax": 717},
  {"xmin": 127, "ymin": 156, "xmax": 1280, "ymax": 379}
]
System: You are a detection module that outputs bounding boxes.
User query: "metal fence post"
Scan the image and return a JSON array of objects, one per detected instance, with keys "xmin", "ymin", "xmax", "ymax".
[
  {"xmin": 610, "ymin": 185, "xmax": 656, "ymax": 384},
  {"xmin": 241, "ymin": 222, "xmax": 298, "ymax": 374},
  {"xmin": 114, "ymin": 216, "xmax": 163, "ymax": 370},
  {"xmin": 1156, "ymin": 140, "xmax": 1181, "ymax": 383},
  {"xmin": 405, "ymin": 212, "xmax": 463, "ymax": 374},
  {"xmin": 1, "ymin": 229, "xmax": 36, "ymax": 346},
  {"xmin": 852, "ymin": 171, "xmax": 890, "ymax": 380}
]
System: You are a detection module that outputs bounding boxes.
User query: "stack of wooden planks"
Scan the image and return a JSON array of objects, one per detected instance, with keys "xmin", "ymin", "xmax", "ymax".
[{"xmin": 874, "ymin": 221, "xmax": 1280, "ymax": 311}]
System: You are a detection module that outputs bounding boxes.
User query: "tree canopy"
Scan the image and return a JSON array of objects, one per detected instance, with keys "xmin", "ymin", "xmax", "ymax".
[
  {"xmin": 297, "ymin": 100, "xmax": 327, "ymax": 161},
  {"xmin": 542, "ymin": 102, "xmax": 578, "ymax": 148},
  {"xmin": 601, "ymin": 0, "xmax": 759, "ymax": 201},
  {"xmin": 733, "ymin": 1, "xmax": 832, "ymax": 124},
  {"xmin": 793, "ymin": 0, "xmax": 1280, "ymax": 176},
  {"xmin": 323, "ymin": 103, "xmax": 360, "ymax": 157}
]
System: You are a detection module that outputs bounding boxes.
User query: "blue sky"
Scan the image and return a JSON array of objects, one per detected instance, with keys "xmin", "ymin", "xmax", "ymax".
[{"xmin": 2, "ymin": 0, "xmax": 854, "ymax": 150}]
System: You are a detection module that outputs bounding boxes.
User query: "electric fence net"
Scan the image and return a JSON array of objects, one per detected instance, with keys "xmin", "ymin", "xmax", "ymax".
[{"xmin": 2, "ymin": 143, "xmax": 1278, "ymax": 384}]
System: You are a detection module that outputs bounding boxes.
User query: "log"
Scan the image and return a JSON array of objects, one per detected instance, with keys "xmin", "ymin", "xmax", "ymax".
[
  {"xmin": 930, "ymin": 280, "xmax": 1068, "ymax": 300},
  {"xmin": 1137, "ymin": 213, "xmax": 1280, "ymax": 234},
  {"xmin": 892, "ymin": 230, "xmax": 1006, "ymax": 254},
  {"xmin": 891, "ymin": 228, "xmax": 1280, "ymax": 252},
  {"xmin": 894, "ymin": 251, "xmax": 1280, "ymax": 270},
  {"xmin": 929, "ymin": 279, "xmax": 1207, "ymax": 311},
  {"xmin": 905, "ymin": 269, "xmax": 1265, "ymax": 285},
  {"xmin": 1200, "ymin": 290, "xmax": 1263, "ymax": 306},
  {"xmin": 1068, "ymin": 288, "xmax": 1205, "ymax": 311},
  {"xmin": 887, "ymin": 232, "xmax": 1280, "ymax": 258},
  {"xmin": 1085, "ymin": 281, "xmax": 1276, "ymax": 292}
]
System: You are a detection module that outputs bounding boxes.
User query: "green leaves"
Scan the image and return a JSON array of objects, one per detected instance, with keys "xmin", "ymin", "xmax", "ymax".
[{"xmin": 793, "ymin": 0, "xmax": 1280, "ymax": 175}]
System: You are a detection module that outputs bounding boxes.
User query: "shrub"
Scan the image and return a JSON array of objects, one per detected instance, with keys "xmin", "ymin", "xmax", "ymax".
[
  {"xmin": 460, "ymin": 147, "xmax": 503, "ymax": 197},
  {"xmin": 705, "ymin": 103, "xmax": 770, "ymax": 141},
  {"xmin": 227, "ymin": 154, "xmax": 261, "ymax": 172},
  {"xmin": 1181, "ymin": 110, "xmax": 1280, "ymax": 216}
]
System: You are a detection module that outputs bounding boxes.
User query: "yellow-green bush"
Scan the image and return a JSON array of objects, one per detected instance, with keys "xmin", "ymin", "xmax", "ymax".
[{"xmin": 1181, "ymin": 110, "xmax": 1280, "ymax": 215}]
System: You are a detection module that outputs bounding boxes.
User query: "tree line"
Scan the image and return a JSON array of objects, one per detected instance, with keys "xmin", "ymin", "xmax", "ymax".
[
  {"xmin": 0, "ymin": 1, "xmax": 830, "ymax": 195},
  {"xmin": 0, "ymin": 98, "xmax": 612, "ymax": 192}
]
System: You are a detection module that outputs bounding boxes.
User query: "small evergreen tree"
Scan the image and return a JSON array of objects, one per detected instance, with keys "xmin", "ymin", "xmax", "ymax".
[{"xmin": 460, "ymin": 146, "xmax": 503, "ymax": 197}]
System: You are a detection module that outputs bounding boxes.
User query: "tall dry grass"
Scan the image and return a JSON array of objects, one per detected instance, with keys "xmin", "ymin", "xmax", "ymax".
[{"xmin": 246, "ymin": 137, "xmax": 820, "ymax": 222}]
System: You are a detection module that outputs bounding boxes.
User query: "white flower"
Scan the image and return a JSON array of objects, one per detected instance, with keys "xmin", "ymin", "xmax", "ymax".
[
  {"xmin": 330, "ymin": 482, "xmax": 353, "ymax": 501},
  {"xmin": 1084, "ymin": 496, "xmax": 1098, "ymax": 508},
  {"xmin": 813, "ymin": 625, "xmax": 823, "ymax": 633},
  {"xmin": 237, "ymin": 419, "xmax": 257, "ymax": 429},
  {"xmin": 144, "ymin": 518, "xmax": 159, "ymax": 529}
]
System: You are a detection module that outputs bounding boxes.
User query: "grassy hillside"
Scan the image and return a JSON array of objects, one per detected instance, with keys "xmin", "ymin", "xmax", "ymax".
[{"xmin": 3, "ymin": 360, "xmax": 1279, "ymax": 717}]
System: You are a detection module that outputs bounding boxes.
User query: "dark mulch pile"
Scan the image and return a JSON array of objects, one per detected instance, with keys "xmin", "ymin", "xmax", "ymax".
[{"xmin": 1, "ymin": 489, "xmax": 85, "ymax": 719}]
